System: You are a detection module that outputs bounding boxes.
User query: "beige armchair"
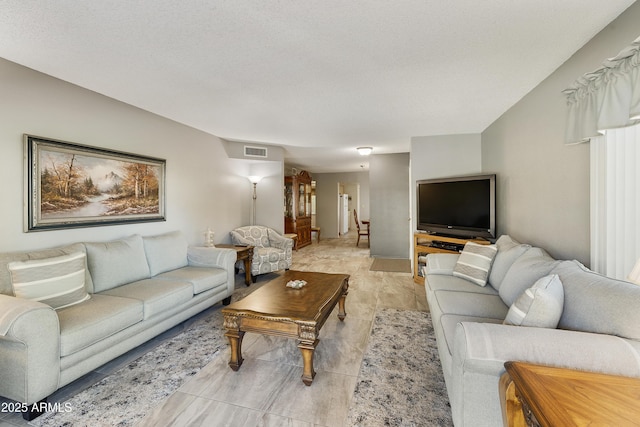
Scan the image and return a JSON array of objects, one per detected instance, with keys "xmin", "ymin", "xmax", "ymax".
[{"xmin": 229, "ymin": 226, "xmax": 293, "ymax": 282}]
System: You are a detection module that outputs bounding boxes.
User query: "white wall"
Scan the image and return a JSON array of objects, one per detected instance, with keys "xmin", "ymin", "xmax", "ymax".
[
  {"xmin": 410, "ymin": 134, "xmax": 483, "ymax": 233},
  {"xmin": 482, "ymin": 2, "xmax": 640, "ymax": 265},
  {"xmin": 0, "ymin": 58, "xmax": 280, "ymax": 251}
]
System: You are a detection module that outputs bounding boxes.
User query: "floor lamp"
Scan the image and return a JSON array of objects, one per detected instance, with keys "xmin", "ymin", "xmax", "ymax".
[{"xmin": 248, "ymin": 176, "xmax": 262, "ymax": 225}]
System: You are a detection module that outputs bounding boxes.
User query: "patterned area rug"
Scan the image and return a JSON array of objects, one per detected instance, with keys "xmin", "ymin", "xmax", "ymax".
[
  {"xmin": 346, "ymin": 308, "xmax": 453, "ymax": 427},
  {"xmin": 28, "ymin": 298, "xmax": 246, "ymax": 427}
]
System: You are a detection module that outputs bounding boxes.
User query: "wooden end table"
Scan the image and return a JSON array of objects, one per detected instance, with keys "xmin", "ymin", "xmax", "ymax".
[
  {"xmin": 221, "ymin": 270, "xmax": 349, "ymax": 385},
  {"xmin": 215, "ymin": 244, "xmax": 254, "ymax": 286},
  {"xmin": 500, "ymin": 361, "xmax": 640, "ymax": 427}
]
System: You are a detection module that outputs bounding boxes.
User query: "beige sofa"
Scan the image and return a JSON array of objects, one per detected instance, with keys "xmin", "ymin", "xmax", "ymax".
[
  {"xmin": 0, "ymin": 231, "xmax": 235, "ymax": 419},
  {"xmin": 424, "ymin": 235, "xmax": 640, "ymax": 426}
]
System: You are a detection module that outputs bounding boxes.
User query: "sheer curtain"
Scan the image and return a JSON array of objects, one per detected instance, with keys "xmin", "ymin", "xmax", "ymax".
[
  {"xmin": 564, "ymin": 36, "xmax": 640, "ymax": 280},
  {"xmin": 590, "ymin": 124, "xmax": 640, "ymax": 280}
]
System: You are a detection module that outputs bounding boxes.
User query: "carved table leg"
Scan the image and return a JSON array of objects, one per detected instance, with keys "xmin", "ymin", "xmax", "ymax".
[
  {"xmin": 298, "ymin": 339, "xmax": 319, "ymax": 386},
  {"xmin": 225, "ymin": 330, "xmax": 245, "ymax": 371},
  {"xmin": 223, "ymin": 314, "xmax": 245, "ymax": 371},
  {"xmin": 338, "ymin": 290, "xmax": 348, "ymax": 321}
]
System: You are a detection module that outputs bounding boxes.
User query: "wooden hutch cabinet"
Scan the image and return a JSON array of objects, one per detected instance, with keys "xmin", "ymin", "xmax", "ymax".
[{"xmin": 285, "ymin": 170, "xmax": 312, "ymax": 249}]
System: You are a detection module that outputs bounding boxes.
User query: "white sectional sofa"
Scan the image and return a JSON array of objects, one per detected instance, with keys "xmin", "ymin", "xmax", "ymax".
[
  {"xmin": 424, "ymin": 235, "xmax": 640, "ymax": 426},
  {"xmin": 0, "ymin": 231, "xmax": 235, "ymax": 419}
]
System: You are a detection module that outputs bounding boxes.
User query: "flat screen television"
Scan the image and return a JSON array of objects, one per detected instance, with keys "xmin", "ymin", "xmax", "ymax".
[{"xmin": 416, "ymin": 174, "xmax": 496, "ymax": 239}]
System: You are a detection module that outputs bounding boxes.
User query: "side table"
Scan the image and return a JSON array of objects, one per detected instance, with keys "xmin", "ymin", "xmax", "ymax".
[
  {"xmin": 215, "ymin": 244, "xmax": 254, "ymax": 286},
  {"xmin": 500, "ymin": 361, "xmax": 640, "ymax": 427}
]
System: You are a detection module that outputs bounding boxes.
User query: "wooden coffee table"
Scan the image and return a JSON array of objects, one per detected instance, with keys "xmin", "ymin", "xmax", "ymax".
[{"xmin": 221, "ymin": 270, "xmax": 349, "ymax": 385}]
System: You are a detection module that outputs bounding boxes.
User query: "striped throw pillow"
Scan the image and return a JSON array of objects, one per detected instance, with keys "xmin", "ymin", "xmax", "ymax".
[
  {"xmin": 504, "ymin": 274, "xmax": 564, "ymax": 328},
  {"xmin": 452, "ymin": 242, "xmax": 498, "ymax": 286},
  {"xmin": 8, "ymin": 251, "xmax": 90, "ymax": 310}
]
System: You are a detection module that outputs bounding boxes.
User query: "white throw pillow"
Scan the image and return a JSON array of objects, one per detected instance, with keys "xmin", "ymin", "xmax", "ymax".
[
  {"xmin": 8, "ymin": 251, "xmax": 90, "ymax": 310},
  {"xmin": 452, "ymin": 242, "xmax": 498, "ymax": 286},
  {"xmin": 504, "ymin": 274, "xmax": 564, "ymax": 328}
]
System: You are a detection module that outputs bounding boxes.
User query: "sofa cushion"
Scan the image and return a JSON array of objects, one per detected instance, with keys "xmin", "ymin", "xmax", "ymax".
[
  {"xmin": 100, "ymin": 278, "xmax": 194, "ymax": 320},
  {"xmin": 452, "ymin": 242, "xmax": 497, "ymax": 287},
  {"xmin": 426, "ymin": 274, "xmax": 499, "ymax": 296},
  {"xmin": 143, "ymin": 231, "xmax": 188, "ymax": 276},
  {"xmin": 0, "ymin": 243, "xmax": 93, "ymax": 295},
  {"xmin": 430, "ymin": 290, "xmax": 509, "ymax": 323},
  {"xmin": 57, "ymin": 294, "xmax": 143, "ymax": 357},
  {"xmin": 252, "ymin": 247, "xmax": 289, "ymax": 275},
  {"xmin": 553, "ymin": 260, "xmax": 640, "ymax": 340},
  {"xmin": 8, "ymin": 251, "xmax": 90, "ymax": 310},
  {"xmin": 155, "ymin": 266, "xmax": 228, "ymax": 294},
  {"xmin": 504, "ymin": 274, "xmax": 564, "ymax": 328},
  {"xmin": 85, "ymin": 235, "xmax": 151, "ymax": 293},
  {"xmin": 498, "ymin": 247, "xmax": 560, "ymax": 307},
  {"xmin": 256, "ymin": 247, "xmax": 288, "ymax": 263},
  {"xmin": 488, "ymin": 235, "xmax": 531, "ymax": 290}
]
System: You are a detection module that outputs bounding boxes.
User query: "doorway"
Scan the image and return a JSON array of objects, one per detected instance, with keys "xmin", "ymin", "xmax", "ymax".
[{"xmin": 338, "ymin": 182, "xmax": 360, "ymax": 236}]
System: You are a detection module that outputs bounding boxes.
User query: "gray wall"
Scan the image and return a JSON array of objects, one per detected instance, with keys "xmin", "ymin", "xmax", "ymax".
[
  {"xmin": 370, "ymin": 153, "xmax": 410, "ymax": 258},
  {"xmin": 410, "ymin": 134, "xmax": 483, "ymax": 234},
  {"xmin": 481, "ymin": 2, "xmax": 640, "ymax": 265},
  {"xmin": 314, "ymin": 171, "xmax": 369, "ymax": 239},
  {"xmin": 0, "ymin": 58, "xmax": 283, "ymax": 252}
]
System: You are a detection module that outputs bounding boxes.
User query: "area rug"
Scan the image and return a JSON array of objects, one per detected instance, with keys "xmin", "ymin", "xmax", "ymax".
[
  {"xmin": 346, "ymin": 308, "xmax": 453, "ymax": 427},
  {"xmin": 30, "ymin": 302, "xmax": 237, "ymax": 427},
  {"xmin": 369, "ymin": 257, "xmax": 412, "ymax": 273}
]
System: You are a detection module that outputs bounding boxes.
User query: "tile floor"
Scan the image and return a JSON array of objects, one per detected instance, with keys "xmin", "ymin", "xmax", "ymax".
[{"xmin": 0, "ymin": 232, "xmax": 428, "ymax": 427}]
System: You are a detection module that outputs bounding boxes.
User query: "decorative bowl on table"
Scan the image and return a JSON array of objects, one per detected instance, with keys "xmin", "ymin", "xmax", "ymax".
[{"xmin": 286, "ymin": 280, "xmax": 307, "ymax": 289}]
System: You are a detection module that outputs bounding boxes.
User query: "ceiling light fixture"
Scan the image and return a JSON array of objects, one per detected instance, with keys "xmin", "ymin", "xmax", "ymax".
[{"xmin": 357, "ymin": 147, "xmax": 373, "ymax": 156}]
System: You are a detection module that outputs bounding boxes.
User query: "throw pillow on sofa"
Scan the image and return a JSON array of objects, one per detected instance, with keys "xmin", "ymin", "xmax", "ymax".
[
  {"xmin": 452, "ymin": 242, "xmax": 498, "ymax": 286},
  {"xmin": 498, "ymin": 247, "xmax": 560, "ymax": 306},
  {"xmin": 8, "ymin": 251, "xmax": 91, "ymax": 309},
  {"xmin": 504, "ymin": 274, "xmax": 564, "ymax": 328},
  {"xmin": 488, "ymin": 235, "xmax": 531, "ymax": 290}
]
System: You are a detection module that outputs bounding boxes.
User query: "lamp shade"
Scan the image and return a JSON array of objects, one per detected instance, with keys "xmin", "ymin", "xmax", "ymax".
[
  {"xmin": 247, "ymin": 175, "xmax": 263, "ymax": 184},
  {"xmin": 357, "ymin": 147, "xmax": 373, "ymax": 156}
]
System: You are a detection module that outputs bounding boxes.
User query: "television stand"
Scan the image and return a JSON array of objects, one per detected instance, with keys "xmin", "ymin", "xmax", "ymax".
[{"xmin": 413, "ymin": 232, "xmax": 491, "ymax": 284}]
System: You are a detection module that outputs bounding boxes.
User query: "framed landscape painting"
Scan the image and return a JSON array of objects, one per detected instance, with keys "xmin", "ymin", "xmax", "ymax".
[{"xmin": 24, "ymin": 135, "xmax": 166, "ymax": 231}]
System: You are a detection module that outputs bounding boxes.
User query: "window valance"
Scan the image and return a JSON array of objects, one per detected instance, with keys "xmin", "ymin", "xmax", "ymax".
[{"xmin": 563, "ymin": 35, "xmax": 640, "ymax": 144}]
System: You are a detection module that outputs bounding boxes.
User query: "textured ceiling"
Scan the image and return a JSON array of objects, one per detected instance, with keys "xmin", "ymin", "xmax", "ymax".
[{"xmin": 0, "ymin": 1, "xmax": 635, "ymax": 172}]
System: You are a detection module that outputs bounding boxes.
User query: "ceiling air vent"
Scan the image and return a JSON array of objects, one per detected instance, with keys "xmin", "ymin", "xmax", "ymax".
[{"xmin": 244, "ymin": 146, "xmax": 268, "ymax": 158}]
